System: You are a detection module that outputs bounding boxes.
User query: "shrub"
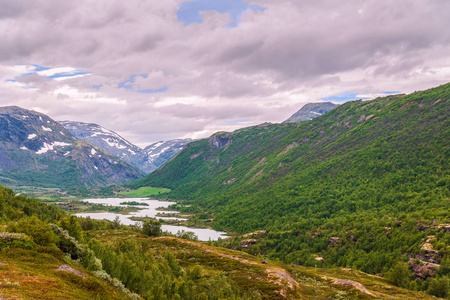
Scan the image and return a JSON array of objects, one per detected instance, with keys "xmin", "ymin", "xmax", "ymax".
[
  {"xmin": 386, "ymin": 261, "xmax": 413, "ymax": 288},
  {"xmin": 427, "ymin": 276, "xmax": 449, "ymax": 298},
  {"xmin": 142, "ymin": 220, "xmax": 162, "ymax": 237},
  {"xmin": 6, "ymin": 216, "xmax": 58, "ymax": 246},
  {"xmin": 176, "ymin": 230, "xmax": 198, "ymax": 241}
]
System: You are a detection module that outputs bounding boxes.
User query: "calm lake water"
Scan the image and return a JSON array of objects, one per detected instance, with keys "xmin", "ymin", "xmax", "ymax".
[{"xmin": 75, "ymin": 198, "xmax": 229, "ymax": 241}]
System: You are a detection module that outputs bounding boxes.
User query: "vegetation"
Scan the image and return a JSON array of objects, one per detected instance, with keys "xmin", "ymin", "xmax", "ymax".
[
  {"xmin": 119, "ymin": 186, "xmax": 171, "ymax": 198},
  {"xmin": 131, "ymin": 83, "xmax": 450, "ymax": 295},
  {"xmin": 120, "ymin": 201, "xmax": 149, "ymax": 206},
  {"xmin": 0, "ymin": 183, "xmax": 441, "ymax": 299}
]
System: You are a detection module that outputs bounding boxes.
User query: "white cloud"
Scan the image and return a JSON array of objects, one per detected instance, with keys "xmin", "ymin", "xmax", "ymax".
[{"xmin": 52, "ymin": 85, "xmax": 126, "ymax": 105}]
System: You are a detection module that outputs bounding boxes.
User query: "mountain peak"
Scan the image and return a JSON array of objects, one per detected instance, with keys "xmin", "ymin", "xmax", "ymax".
[{"xmin": 283, "ymin": 102, "xmax": 339, "ymax": 123}]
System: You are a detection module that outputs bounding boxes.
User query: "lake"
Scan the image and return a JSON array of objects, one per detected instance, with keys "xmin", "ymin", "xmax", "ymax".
[{"xmin": 74, "ymin": 198, "xmax": 229, "ymax": 241}]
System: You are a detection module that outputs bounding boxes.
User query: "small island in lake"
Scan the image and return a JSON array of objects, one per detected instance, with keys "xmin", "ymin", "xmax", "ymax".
[{"xmin": 120, "ymin": 201, "xmax": 149, "ymax": 206}]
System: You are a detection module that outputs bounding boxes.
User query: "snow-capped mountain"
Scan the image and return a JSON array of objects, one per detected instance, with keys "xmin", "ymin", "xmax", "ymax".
[
  {"xmin": 144, "ymin": 139, "xmax": 193, "ymax": 167},
  {"xmin": 283, "ymin": 102, "xmax": 339, "ymax": 123},
  {"xmin": 0, "ymin": 106, "xmax": 143, "ymax": 187},
  {"xmin": 61, "ymin": 121, "xmax": 192, "ymax": 173}
]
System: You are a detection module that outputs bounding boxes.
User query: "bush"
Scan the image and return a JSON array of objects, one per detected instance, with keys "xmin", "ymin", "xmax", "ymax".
[
  {"xmin": 176, "ymin": 230, "xmax": 198, "ymax": 241},
  {"xmin": 7, "ymin": 216, "xmax": 58, "ymax": 246},
  {"xmin": 427, "ymin": 276, "xmax": 449, "ymax": 298},
  {"xmin": 386, "ymin": 261, "xmax": 413, "ymax": 288},
  {"xmin": 142, "ymin": 220, "xmax": 162, "ymax": 237}
]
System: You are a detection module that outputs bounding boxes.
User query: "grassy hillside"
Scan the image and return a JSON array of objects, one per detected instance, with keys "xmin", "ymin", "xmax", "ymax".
[{"xmin": 130, "ymin": 83, "xmax": 450, "ymax": 293}]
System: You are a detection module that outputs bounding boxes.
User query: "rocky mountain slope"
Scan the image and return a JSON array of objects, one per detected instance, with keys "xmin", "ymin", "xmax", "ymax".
[
  {"xmin": 60, "ymin": 121, "xmax": 191, "ymax": 173},
  {"xmin": 283, "ymin": 102, "xmax": 339, "ymax": 123},
  {"xmin": 144, "ymin": 139, "xmax": 192, "ymax": 168},
  {"xmin": 0, "ymin": 106, "xmax": 143, "ymax": 188}
]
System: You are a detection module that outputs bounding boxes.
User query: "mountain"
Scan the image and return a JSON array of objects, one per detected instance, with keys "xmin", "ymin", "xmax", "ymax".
[
  {"xmin": 60, "ymin": 121, "xmax": 192, "ymax": 174},
  {"xmin": 129, "ymin": 83, "xmax": 450, "ymax": 281},
  {"xmin": 60, "ymin": 121, "xmax": 155, "ymax": 173},
  {"xmin": 283, "ymin": 101, "xmax": 339, "ymax": 123},
  {"xmin": 144, "ymin": 139, "xmax": 193, "ymax": 167},
  {"xmin": 0, "ymin": 106, "xmax": 143, "ymax": 188}
]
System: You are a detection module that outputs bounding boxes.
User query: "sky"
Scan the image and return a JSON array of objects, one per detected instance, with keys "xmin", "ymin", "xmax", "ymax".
[{"xmin": 1, "ymin": 0, "xmax": 449, "ymax": 147}]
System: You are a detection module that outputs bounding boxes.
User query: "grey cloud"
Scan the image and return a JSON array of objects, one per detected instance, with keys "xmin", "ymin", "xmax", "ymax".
[{"xmin": 0, "ymin": 0, "xmax": 449, "ymax": 144}]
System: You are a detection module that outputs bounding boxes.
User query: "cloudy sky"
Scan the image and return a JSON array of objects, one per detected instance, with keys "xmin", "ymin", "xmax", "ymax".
[{"xmin": 1, "ymin": 0, "xmax": 449, "ymax": 146}]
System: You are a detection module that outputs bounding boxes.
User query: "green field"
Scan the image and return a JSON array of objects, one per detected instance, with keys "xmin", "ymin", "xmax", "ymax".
[{"xmin": 118, "ymin": 186, "xmax": 170, "ymax": 197}]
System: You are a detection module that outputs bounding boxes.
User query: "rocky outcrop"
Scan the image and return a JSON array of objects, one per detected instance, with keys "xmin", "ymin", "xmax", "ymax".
[
  {"xmin": 208, "ymin": 132, "xmax": 232, "ymax": 148},
  {"xmin": 408, "ymin": 259, "xmax": 440, "ymax": 280},
  {"xmin": 56, "ymin": 265, "xmax": 87, "ymax": 278},
  {"xmin": 241, "ymin": 239, "xmax": 257, "ymax": 249}
]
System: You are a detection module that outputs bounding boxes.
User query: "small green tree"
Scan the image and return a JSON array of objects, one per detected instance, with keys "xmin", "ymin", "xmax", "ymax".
[
  {"xmin": 427, "ymin": 276, "xmax": 449, "ymax": 298},
  {"xmin": 142, "ymin": 220, "xmax": 162, "ymax": 237},
  {"xmin": 386, "ymin": 261, "xmax": 412, "ymax": 288}
]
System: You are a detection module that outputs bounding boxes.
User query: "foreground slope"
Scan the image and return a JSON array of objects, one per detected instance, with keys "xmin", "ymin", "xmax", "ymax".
[
  {"xmin": 0, "ymin": 106, "xmax": 143, "ymax": 188},
  {"xmin": 130, "ymin": 83, "xmax": 450, "ymax": 278}
]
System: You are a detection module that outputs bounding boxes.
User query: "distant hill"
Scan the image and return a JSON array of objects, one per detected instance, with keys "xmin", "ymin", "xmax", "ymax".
[
  {"xmin": 61, "ymin": 121, "xmax": 192, "ymax": 174},
  {"xmin": 283, "ymin": 102, "xmax": 339, "ymax": 123},
  {"xmin": 130, "ymin": 83, "xmax": 450, "ymax": 278},
  {"xmin": 0, "ymin": 106, "xmax": 143, "ymax": 188}
]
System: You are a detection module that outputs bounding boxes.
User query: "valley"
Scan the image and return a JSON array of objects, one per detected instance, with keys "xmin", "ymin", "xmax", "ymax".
[{"xmin": 0, "ymin": 83, "xmax": 449, "ymax": 299}]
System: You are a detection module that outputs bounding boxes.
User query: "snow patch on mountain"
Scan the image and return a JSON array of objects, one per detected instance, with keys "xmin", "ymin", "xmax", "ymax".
[{"xmin": 36, "ymin": 141, "xmax": 71, "ymax": 154}]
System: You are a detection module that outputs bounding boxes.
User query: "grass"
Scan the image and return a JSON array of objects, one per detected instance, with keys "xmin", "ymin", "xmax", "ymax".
[
  {"xmin": 118, "ymin": 186, "xmax": 170, "ymax": 198},
  {"xmin": 0, "ymin": 246, "xmax": 126, "ymax": 300}
]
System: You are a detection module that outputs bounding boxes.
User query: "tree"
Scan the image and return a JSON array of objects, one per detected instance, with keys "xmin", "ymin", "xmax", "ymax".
[
  {"xmin": 427, "ymin": 276, "xmax": 449, "ymax": 298},
  {"xmin": 142, "ymin": 220, "xmax": 162, "ymax": 237},
  {"xmin": 386, "ymin": 261, "xmax": 412, "ymax": 288}
]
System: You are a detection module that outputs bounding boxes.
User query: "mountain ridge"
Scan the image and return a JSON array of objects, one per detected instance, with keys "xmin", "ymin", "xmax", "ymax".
[
  {"xmin": 60, "ymin": 121, "xmax": 192, "ymax": 174},
  {"xmin": 0, "ymin": 106, "xmax": 143, "ymax": 188}
]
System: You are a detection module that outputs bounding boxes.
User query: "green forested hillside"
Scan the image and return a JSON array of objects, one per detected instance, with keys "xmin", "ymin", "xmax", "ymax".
[
  {"xmin": 131, "ymin": 83, "xmax": 450, "ymax": 293},
  {"xmin": 0, "ymin": 184, "xmax": 438, "ymax": 299}
]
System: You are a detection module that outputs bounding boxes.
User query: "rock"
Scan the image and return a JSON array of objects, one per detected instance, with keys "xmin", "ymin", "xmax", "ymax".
[
  {"xmin": 408, "ymin": 259, "xmax": 440, "ymax": 280},
  {"xmin": 241, "ymin": 239, "xmax": 257, "ymax": 249},
  {"xmin": 314, "ymin": 256, "xmax": 325, "ymax": 262},
  {"xmin": 56, "ymin": 265, "xmax": 87, "ymax": 278},
  {"xmin": 208, "ymin": 132, "xmax": 232, "ymax": 148},
  {"xmin": 261, "ymin": 260, "xmax": 268, "ymax": 264},
  {"xmin": 329, "ymin": 237, "xmax": 340, "ymax": 245},
  {"xmin": 410, "ymin": 254, "xmax": 441, "ymax": 264}
]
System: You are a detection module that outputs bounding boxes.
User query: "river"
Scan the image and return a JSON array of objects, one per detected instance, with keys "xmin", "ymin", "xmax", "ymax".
[{"xmin": 74, "ymin": 198, "xmax": 229, "ymax": 241}]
